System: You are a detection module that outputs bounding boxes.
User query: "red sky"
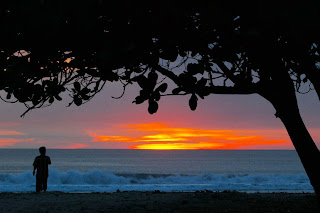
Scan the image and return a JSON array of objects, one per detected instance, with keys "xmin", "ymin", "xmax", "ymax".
[
  {"xmin": 0, "ymin": 83, "xmax": 319, "ymax": 150},
  {"xmin": 86, "ymin": 123, "xmax": 290, "ymax": 150}
]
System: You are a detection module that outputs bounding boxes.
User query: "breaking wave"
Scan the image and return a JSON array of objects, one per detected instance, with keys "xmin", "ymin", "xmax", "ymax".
[{"xmin": 0, "ymin": 169, "xmax": 312, "ymax": 192}]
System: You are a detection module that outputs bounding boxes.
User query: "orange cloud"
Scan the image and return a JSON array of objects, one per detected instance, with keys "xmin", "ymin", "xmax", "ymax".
[
  {"xmin": 87, "ymin": 133, "xmax": 138, "ymax": 142},
  {"xmin": 87, "ymin": 123, "xmax": 288, "ymax": 150},
  {"xmin": 0, "ymin": 130, "xmax": 25, "ymax": 136},
  {"xmin": 0, "ymin": 138, "xmax": 35, "ymax": 147},
  {"xmin": 51, "ymin": 143, "xmax": 89, "ymax": 149}
]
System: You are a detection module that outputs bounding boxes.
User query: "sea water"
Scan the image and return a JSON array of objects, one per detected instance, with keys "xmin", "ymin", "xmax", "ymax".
[{"xmin": 0, "ymin": 149, "xmax": 313, "ymax": 192}]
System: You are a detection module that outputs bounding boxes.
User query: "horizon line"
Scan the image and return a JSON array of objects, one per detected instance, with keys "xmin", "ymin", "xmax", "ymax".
[{"xmin": 0, "ymin": 148, "xmax": 296, "ymax": 151}]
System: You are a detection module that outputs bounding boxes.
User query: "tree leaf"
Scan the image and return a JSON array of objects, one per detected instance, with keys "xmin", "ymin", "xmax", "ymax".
[
  {"xmin": 102, "ymin": 71, "xmax": 119, "ymax": 82},
  {"xmin": 133, "ymin": 95, "xmax": 145, "ymax": 104},
  {"xmin": 82, "ymin": 94, "xmax": 90, "ymax": 100},
  {"xmin": 156, "ymin": 83, "xmax": 168, "ymax": 93},
  {"xmin": 49, "ymin": 96, "xmax": 54, "ymax": 104},
  {"xmin": 148, "ymin": 99, "xmax": 158, "ymax": 114},
  {"xmin": 136, "ymin": 75, "xmax": 148, "ymax": 89},
  {"xmin": 74, "ymin": 82, "xmax": 81, "ymax": 92},
  {"xmin": 32, "ymin": 98, "xmax": 39, "ymax": 106},
  {"xmin": 189, "ymin": 93, "xmax": 198, "ymax": 111},
  {"xmin": 6, "ymin": 93, "xmax": 11, "ymax": 99},
  {"xmin": 187, "ymin": 63, "xmax": 202, "ymax": 75},
  {"xmin": 80, "ymin": 88, "xmax": 91, "ymax": 95},
  {"xmin": 59, "ymin": 86, "xmax": 66, "ymax": 92},
  {"xmin": 197, "ymin": 78, "xmax": 207, "ymax": 87},
  {"xmin": 191, "ymin": 51, "xmax": 198, "ymax": 57},
  {"xmin": 153, "ymin": 91, "xmax": 160, "ymax": 101},
  {"xmin": 94, "ymin": 80, "xmax": 101, "ymax": 91},
  {"xmin": 172, "ymin": 87, "xmax": 182, "ymax": 95},
  {"xmin": 74, "ymin": 97, "xmax": 82, "ymax": 106},
  {"xmin": 55, "ymin": 95, "xmax": 62, "ymax": 101},
  {"xmin": 161, "ymin": 47, "xmax": 178, "ymax": 62},
  {"xmin": 53, "ymin": 78, "xmax": 58, "ymax": 85},
  {"xmin": 148, "ymin": 71, "xmax": 158, "ymax": 89},
  {"xmin": 302, "ymin": 77, "xmax": 308, "ymax": 83}
]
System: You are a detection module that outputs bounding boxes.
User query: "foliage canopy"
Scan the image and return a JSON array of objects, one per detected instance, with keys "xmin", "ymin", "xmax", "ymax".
[{"xmin": 2, "ymin": 1, "xmax": 320, "ymax": 116}]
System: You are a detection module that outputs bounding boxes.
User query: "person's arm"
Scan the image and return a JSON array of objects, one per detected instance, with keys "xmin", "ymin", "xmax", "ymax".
[
  {"xmin": 47, "ymin": 157, "xmax": 51, "ymax": 177},
  {"xmin": 33, "ymin": 158, "xmax": 37, "ymax": 176}
]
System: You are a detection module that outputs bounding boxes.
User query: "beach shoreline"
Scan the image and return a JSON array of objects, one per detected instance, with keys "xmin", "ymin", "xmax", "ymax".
[{"xmin": 0, "ymin": 191, "xmax": 319, "ymax": 212}]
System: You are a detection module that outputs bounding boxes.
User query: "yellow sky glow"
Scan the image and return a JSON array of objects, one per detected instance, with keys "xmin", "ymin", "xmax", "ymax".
[{"xmin": 87, "ymin": 123, "xmax": 288, "ymax": 150}]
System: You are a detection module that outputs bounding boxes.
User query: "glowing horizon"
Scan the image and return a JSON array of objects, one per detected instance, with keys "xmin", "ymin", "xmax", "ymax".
[{"xmin": 87, "ymin": 123, "xmax": 289, "ymax": 150}]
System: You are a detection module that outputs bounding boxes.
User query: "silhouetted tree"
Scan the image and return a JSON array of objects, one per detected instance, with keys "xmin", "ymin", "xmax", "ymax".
[{"xmin": 1, "ymin": 1, "xmax": 320, "ymax": 202}]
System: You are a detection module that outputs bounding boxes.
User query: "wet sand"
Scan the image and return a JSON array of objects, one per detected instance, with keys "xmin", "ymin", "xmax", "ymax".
[{"xmin": 0, "ymin": 191, "xmax": 319, "ymax": 212}]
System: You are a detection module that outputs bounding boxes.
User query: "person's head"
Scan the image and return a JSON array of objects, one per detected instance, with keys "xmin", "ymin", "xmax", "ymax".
[{"xmin": 39, "ymin": 146, "xmax": 46, "ymax": 155}]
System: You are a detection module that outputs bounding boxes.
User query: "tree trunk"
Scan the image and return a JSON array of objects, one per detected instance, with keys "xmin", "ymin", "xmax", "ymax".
[
  {"xmin": 276, "ymin": 106, "xmax": 320, "ymax": 203},
  {"xmin": 257, "ymin": 54, "xmax": 320, "ymax": 204},
  {"xmin": 259, "ymin": 76, "xmax": 320, "ymax": 204}
]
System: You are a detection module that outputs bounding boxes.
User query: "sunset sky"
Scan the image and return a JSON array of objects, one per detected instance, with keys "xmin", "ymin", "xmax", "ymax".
[{"xmin": 0, "ymin": 82, "xmax": 320, "ymax": 150}]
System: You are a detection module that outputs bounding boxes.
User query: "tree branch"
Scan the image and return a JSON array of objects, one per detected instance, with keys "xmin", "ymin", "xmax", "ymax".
[
  {"xmin": 156, "ymin": 65, "xmax": 180, "ymax": 85},
  {"xmin": 215, "ymin": 61, "xmax": 238, "ymax": 84},
  {"xmin": 209, "ymin": 85, "xmax": 259, "ymax": 95},
  {"xmin": 156, "ymin": 64, "xmax": 259, "ymax": 95}
]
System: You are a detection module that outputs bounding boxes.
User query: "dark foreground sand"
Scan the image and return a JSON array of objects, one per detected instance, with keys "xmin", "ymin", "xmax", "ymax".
[{"xmin": 0, "ymin": 191, "xmax": 319, "ymax": 213}]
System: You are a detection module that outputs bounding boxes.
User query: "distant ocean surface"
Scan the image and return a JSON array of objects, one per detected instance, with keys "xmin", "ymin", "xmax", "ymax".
[{"xmin": 0, "ymin": 149, "xmax": 313, "ymax": 193}]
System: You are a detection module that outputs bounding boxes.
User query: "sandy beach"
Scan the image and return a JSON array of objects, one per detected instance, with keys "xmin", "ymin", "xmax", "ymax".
[{"xmin": 0, "ymin": 191, "xmax": 319, "ymax": 213}]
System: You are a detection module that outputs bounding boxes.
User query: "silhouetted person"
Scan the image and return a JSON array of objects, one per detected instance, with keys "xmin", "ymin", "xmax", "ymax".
[{"xmin": 33, "ymin": 147, "xmax": 51, "ymax": 192}]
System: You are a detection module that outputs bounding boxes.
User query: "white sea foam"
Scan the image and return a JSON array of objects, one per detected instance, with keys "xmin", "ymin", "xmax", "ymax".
[{"xmin": 0, "ymin": 169, "xmax": 313, "ymax": 192}]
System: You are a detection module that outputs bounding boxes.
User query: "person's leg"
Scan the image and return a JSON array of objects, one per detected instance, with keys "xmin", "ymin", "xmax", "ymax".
[
  {"xmin": 36, "ymin": 175, "xmax": 41, "ymax": 192},
  {"xmin": 43, "ymin": 177, "xmax": 47, "ymax": 192}
]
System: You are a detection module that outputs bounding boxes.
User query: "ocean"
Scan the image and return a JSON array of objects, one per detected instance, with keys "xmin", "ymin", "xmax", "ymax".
[{"xmin": 0, "ymin": 149, "xmax": 313, "ymax": 193}]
